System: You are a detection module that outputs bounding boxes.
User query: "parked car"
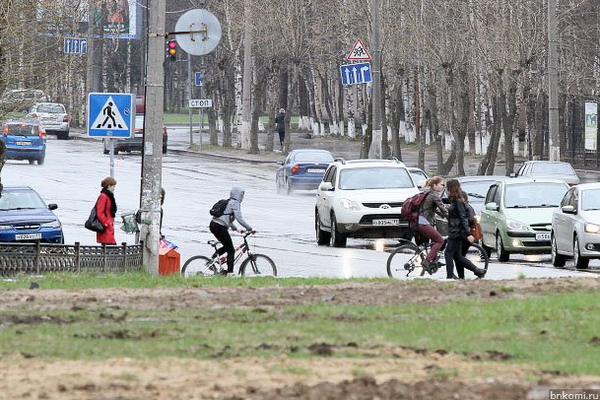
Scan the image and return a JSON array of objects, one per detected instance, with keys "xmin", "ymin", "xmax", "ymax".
[
  {"xmin": 407, "ymin": 167, "xmax": 428, "ymax": 189},
  {"xmin": 276, "ymin": 149, "xmax": 334, "ymax": 194},
  {"xmin": 1, "ymin": 120, "xmax": 46, "ymax": 165},
  {"xmin": 103, "ymin": 115, "xmax": 167, "ymax": 154},
  {"xmin": 480, "ymin": 178, "xmax": 569, "ymax": 261},
  {"xmin": 0, "ymin": 89, "xmax": 51, "ymax": 112},
  {"xmin": 27, "ymin": 102, "xmax": 70, "ymax": 140},
  {"xmin": 315, "ymin": 159, "xmax": 419, "ymax": 247},
  {"xmin": 436, "ymin": 175, "xmax": 507, "ymax": 236},
  {"xmin": 551, "ymin": 182, "xmax": 600, "ymax": 269},
  {"xmin": 514, "ymin": 160, "xmax": 580, "ymax": 186},
  {"xmin": 0, "ymin": 185, "xmax": 63, "ymax": 243}
]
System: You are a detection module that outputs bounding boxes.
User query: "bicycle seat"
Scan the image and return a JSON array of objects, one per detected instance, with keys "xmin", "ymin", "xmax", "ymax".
[{"xmin": 207, "ymin": 240, "xmax": 220, "ymax": 247}]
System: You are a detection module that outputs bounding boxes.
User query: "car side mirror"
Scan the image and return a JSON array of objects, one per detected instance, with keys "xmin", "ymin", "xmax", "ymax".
[
  {"xmin": 319, "ymin": 182, "xmax": 334, "ymax": 191},
  {"xmin": 48, "ymin": 203, "xmax": 58, "ymax": 210},
  {"xmin": 561, "ymin": 205, "xmax": 576, "ymax": 214},
  {"xmin": 485, "ymin": 202, "xmax": 499, "ymax": 211}
]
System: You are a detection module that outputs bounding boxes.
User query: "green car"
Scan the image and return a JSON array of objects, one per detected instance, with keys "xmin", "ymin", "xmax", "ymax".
[{"xmin": 480, "ymin": 178, "xmax": 569, "ymax": 262}]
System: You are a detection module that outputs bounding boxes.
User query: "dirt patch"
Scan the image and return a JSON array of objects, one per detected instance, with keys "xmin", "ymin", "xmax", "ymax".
[{"xmin": 0, "ymin": 277, "xmax": 598, "ymax": 399}]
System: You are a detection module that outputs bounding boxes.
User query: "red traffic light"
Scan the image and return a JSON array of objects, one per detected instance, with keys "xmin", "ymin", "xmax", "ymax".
[{"xmin": 166, "ymin": 39, "xmax": 178, "ymax": 60}]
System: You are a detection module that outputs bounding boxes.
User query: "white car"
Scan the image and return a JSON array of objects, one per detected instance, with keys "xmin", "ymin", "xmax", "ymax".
[
  {"xmin": 551, "ymin": 182, "xmax": 600, "ymax": 269},
  {"xmin": 315, "ymin": 159, "xmax": 420, "ymax": 247},
  {"xmin": 28, "ymin": 102, "xmax": 70, "ymax": 140}
]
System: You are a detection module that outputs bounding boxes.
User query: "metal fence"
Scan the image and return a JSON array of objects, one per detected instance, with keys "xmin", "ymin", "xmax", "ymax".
[{"xmin": 0, "ymin": 242, "xmax": 143, "ymax": 277}]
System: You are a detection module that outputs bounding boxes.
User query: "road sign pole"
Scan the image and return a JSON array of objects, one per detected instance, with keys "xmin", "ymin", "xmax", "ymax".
[
  {"xmin": 188, "ymin": 56, "xmax": 194, "ymax": 146},
  {"xmin": 109, "ymin": 139, "xmax": 115, "ymax": 178}
]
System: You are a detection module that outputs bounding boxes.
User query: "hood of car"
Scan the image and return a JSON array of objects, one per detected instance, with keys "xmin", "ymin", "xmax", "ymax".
[
  {"xmin": 502, "ymin": 207, "xmax": 558, "ymax": 225},
  {"xmin": 338, "ymin": 188, "xmax": 419, "ymax": 202},
  {"xmin": 0, "ymin": 208, "xmax": 58, "ymax": 224}
]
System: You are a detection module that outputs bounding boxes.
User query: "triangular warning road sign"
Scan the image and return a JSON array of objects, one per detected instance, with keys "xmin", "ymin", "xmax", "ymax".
[
  {"xmin": 347, "ymin": 39, "xmax": 371, "ymax": 60},
  {"xmin": 91, "ymin": 96, "xmax": 129, "ymax": 130}
]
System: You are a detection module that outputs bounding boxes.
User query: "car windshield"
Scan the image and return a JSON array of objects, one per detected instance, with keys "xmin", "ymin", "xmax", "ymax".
[
  {"xmin": 4, "ymin": 124, "xmax": 39, "ymax": 136},
  {"xmin": 294, "ymin": 152, "xmax": 334, "ymax": 163},
  {"xmin": 581, "ymin": 188, "xmax": 600, "ymax": 211},
  {"xmin": 461, "ymin": 181, "xmax": 495, "ymax": 201},
  {"xmin": 0, "ymin": 189, "xmax": 47, "ymax": 210},
  {"xmin": 504, "ymin": 183, "xmax": 567, "ymax": 208},
  {"xmin": 339, "ymin": 167, "xmax": 414, "ymax": 190},
  {"xmin": 37, "ymin": 104, "xmax": 64, "ymax": 113},
  {"xmin": 530, "ymin": 163, "xmax": 575, "ymax": 175}
]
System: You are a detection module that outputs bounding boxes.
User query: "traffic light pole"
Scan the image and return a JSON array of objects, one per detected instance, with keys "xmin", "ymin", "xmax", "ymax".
[{"xmin": 139, "ymin": 0, "xmax": 166, "ymax": 276}]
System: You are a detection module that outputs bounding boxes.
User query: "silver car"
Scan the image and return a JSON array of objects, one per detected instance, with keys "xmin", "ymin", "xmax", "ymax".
[
  {"xmin": 28, "ymin": 102, "xmax": 70, "ymax": 140},
  {"xmin": 514, "ymin": 160, "xmax": 580, "ymax": 186},
  {"xmin": 551, "ymin": 182, "xmax": 600, "ymax": 269}
]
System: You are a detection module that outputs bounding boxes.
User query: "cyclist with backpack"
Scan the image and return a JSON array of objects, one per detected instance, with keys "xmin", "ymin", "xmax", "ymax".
[
  {"xmin": 416, "ymin": 176, "xmax": 448, "ymax": 273},
  {"xmin": 209, "ymin": 186, "xmax": 255, "ymax": 276}
]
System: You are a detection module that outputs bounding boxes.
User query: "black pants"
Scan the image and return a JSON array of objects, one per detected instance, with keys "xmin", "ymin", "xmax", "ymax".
[
  {"xmin": 209, "ymin": 221, "xmax": 234, "ymax": 273},
  {"xmin": 278, "ymin": 131, "xmax": 285, "ymax": 145},
  {"xmin": 444, "ymin": 238, "xmax": 478, "ymax": 279}
]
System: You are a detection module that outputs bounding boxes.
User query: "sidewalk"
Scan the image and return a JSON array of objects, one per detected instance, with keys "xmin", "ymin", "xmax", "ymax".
[{"xmin": 71, "ymin": 127, "xmax": 600, "ymax": 182}]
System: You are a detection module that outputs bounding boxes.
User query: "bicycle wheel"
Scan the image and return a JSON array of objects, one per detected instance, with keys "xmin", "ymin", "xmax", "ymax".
[
  {"xmin": 464, "ymin": 242, "xmax": 489, "ymax": 275},
  {"xmin": 239, "ymin": 254, "xmax": 277, "ymax": 277},
  {"xmin": 181, "ymin": 256, "xmax": 215, "ymax": 277},
  {"xmin": 386, "ymin": 243, "xmax": 422, "ymax": 278}
]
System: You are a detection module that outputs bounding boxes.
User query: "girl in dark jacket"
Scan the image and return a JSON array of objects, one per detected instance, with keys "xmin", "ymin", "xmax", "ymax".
[{"xmin": 444, "ymin": 179, "xmax": 486, "ymax": 279}]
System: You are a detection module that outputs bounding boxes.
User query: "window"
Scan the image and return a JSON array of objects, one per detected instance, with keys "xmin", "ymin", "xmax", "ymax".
[
  {"xmin": 339, "ymin": 167, "xmax": 413, "ymax": 190},
  {"xmin": 485, "ymin": 185, "xmax": 497, "ymax": 204},
  {"xmin": 581, "ymin": 188, "xmax": 600, "ymax": 211}
]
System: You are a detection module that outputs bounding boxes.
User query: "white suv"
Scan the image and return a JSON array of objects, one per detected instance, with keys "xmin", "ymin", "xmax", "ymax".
[
  {"xmin": 28, "ymin": 102, "xmax": 70, "ymax": 140},
  {"xmin": 315, "ymin": 159, "xmax": 420, "ymax": 247}
]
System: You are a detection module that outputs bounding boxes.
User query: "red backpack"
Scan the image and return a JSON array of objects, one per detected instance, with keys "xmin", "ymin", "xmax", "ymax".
[{"xmin": 400, "ymin": 191, "xmax": 430, "ymax": 225}]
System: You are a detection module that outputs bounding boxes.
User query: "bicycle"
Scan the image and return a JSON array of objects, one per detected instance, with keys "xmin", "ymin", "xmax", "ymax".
[
  {"xmin": 386, "ymin": 238, "xmax": 489, "ymax": 278},
  {"xmin": 181, "ymin": 231, "xmax": 277, "ymax": 277}
]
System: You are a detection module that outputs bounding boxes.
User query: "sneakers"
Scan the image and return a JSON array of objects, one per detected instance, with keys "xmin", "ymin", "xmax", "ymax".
[
  {"xmin": 474, "ymin": 268, "xmax": 486, "ymax": 279},
  {"xmin": 218, "ymin": 269, "xmax": 233, "ymax": 277},
  {"xmin": 422, "ymin": 260, "xmax": 439, "ymax": 275}
]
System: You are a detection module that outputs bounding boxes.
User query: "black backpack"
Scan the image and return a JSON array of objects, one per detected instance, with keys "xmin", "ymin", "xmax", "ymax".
[{"xmin": 209, "ymin": 198, "xmax": 230, "ymax": 217}]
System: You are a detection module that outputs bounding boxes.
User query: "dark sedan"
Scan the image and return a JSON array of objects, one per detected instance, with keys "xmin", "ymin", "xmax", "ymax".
[
  {"xmin": 276, "ymin": 149, "xmax": 334, "ymax": 194},
  {"xmin": 0, "ymin": 185, "xmax": 64, "ymax": 243}
]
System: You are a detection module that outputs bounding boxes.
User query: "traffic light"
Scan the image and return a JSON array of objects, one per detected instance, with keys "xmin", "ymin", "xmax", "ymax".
[{"xmin": 166, "ymin": 39, "xmax": 178, "ymax": 61}]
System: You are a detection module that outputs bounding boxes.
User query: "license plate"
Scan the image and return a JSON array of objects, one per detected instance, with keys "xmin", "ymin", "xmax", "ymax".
[
  {"xmin": 16, "ymin": 141, "xmax": 30, "ymax": 146},
  {"xmin": 15, "ymin": 233, "xmax": 42, "ymax": 240},
  {"xmin": 373, "ymin": 219, "xmax": 399, "ymax": 226},
  {"xmin": 535, "ymin": 233, "xmax": 551, "ymax": 241},
  {"xmin": 307, "ymin": 168, "xmax": 324, "ymax": 173}
]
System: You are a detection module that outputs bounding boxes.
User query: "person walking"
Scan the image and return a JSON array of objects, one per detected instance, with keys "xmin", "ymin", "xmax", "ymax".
[
  {"xmin": 209, "ymin": 186, "xmax": 255, "ymax": 276},
  {"xmin": 95, "ymin": 177, "xmax": 117, "ymax": 245},
  {"xmin": 444, "ymin": 179, "xmax": 486, "ymax": 279},
  {"xmin": 416, "ymin": 176, "xmax": 448, "ymax": 273},
  {"xmin": 274, "ymin": 108, "xmax": 286, "ymax": 150}
]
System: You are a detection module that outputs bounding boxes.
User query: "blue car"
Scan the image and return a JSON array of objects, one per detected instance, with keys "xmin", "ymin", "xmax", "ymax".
[
  {"xmin": 1, "ymin": 120, "xmax": 46, "ymax": 165},
  {"xmin": 276, "ymin": 149, "xmax": 334, "ymax": 194},
  {"xmin": 0, "ymin": 186, "xmax": 63, "ymax": 243}
]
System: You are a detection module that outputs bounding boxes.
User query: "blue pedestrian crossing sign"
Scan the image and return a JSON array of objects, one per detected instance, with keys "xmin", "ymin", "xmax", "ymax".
[
  {"xmin": 87, "ymin": 93, "xmax": 134, "ymax": 138},
  {"xmin": 340, "ymin": 62, "xmax": 372, "ymax": 85}
]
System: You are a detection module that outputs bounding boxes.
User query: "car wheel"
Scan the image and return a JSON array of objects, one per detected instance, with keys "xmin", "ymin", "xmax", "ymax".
[
  {"xmin": 286, "ymin": 179, "xmax": 293, "ymax": 195},
  {"xmin": 37, "ymin": 157, "xmax": 45, "ymax": 165},
  {"xmin": 28, "ymin": 159, "xmax": 35, "ymax": 165},
  {"xmin": 103, "ymin": 148, "xmax": 109, "ymax": 155},
  {"xmin": 315, "ymin": 211, "xmax": 331, "ymax": 245},
  {"xmin": 573, "ymin": 236, "xmax": 589, "ymax": 269},
  {"xmin": 496, "ymin": 233, "xmax": 509, "ymax": 262},
  {"xmin": 551, "ymin": 235, "xmax": 566, "ymax": 267},
  {"xmin": 330, "ymin": 213, "xmax": 347, "ymax": 248},
  {"xmin": 58, "ymin": 131, "xmax": 69, "ymax": 140}
]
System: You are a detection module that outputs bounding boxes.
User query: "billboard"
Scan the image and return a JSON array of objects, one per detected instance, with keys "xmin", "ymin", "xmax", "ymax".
[
  {"xmin": 96, "ymin": 0, "xmax": 138, "ymax": 39},
  {"xmin": 585, "ymin": 102, "xmax": 597, "ymax": 151}
]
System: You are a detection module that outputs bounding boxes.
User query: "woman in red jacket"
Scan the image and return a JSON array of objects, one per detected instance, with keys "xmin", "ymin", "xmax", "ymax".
[{"xmin": 96, "ymin": 177, "xmax": 117, "ymax": 245}]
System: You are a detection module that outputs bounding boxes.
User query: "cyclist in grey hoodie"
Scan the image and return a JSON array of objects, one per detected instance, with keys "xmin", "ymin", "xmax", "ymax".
[{"xmin": 209, "ymin": 186, "xmax": 254, "ymax": 275}]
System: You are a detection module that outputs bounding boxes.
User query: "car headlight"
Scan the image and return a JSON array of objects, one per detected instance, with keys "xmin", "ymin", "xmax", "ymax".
[
  {"xmin": 0, "ymin": 225, "xmax": 12, "ymax": 230},
  {"xmin": 505, "ymin": 218, "xmax": 528, "ymax": 231},
  {"xmin": 339, "ymin": 198, "xmax": 361, "ymax": 211},
  {"xmin": 41, "ymin": 221, "xmax": 61, "ymax": 229},
  {"xmin": 584, "ymin": 223, "xmax": 600, "ymax": 234}
]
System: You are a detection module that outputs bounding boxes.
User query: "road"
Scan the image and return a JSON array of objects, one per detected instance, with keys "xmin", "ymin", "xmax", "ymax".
[{"xmin": 2, "ymin": 128, "xmax": 598, "ymax": 280}]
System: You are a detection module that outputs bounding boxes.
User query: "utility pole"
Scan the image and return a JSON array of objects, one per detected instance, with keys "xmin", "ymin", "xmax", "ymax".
[
  {"xmin": 139, "ymin": 0, "xmax": 166, "ymax": 275},
  {"xmin": 368, "ymin": 0, "xmax": 382, "ymax": 159},
  {"xmin": 548, "ymin": 0, "xmax": 560, "ymax": 161},
  {"xmin": 240, "ymin": 2, "xmax": 252, "ymax": 150}
]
